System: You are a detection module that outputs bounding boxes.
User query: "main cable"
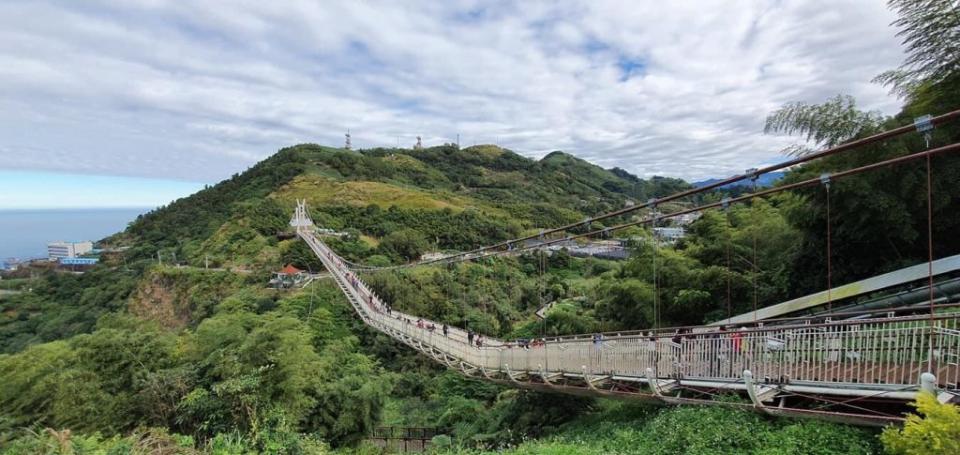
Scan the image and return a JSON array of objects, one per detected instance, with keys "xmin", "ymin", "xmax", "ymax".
[
  {"xmin": 401, "ymin": 142, "xmax": 960, "ymax": 267},
  {"xmin": 344, "ymin": 111, "xmax": 960, "ymax": 272}
]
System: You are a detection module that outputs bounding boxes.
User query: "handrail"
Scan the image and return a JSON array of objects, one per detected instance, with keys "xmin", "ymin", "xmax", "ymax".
[{"xmin": 300, "ymin": 226, "xmax": 960, "ymax": 394}]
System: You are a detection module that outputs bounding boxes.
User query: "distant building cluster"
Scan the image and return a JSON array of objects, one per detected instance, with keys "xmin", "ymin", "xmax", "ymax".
[
  {"xmin": 47, "ymin": 241, "xmax": 101, "ymax": 268},
  {"xmin": 47, "ymin": 241, "xmax": 93, "ymax": 260},
  {"xmin": 522, "ymin": 239, "xmax": 631, "ymax": 260},
  {"xmin": 653, "ymin": 227, "xmax": 686, "ymax": 243}
]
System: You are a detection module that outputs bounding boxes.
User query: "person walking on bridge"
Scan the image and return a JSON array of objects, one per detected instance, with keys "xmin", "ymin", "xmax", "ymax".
[
  {"xmin": 593, "ymin": 333, "xmax": 604, "ymax": 371},
  {"xmin": 442, "ymin": 324, "xmax": 449, "ymax": 337}
]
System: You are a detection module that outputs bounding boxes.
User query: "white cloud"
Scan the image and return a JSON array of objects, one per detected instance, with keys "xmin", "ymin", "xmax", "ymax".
[{"xmin": 0, "ymin": 0, "xmax": 907, "ymax": 182}]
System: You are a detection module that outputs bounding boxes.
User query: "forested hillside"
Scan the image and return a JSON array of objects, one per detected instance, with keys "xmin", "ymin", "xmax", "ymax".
[
  {"xmin": 0, "ymin": 143, "xmax": 700, "ymax": 452},
  {"xmin": 2, "ymin": 1, "xmax": 960, "ymax": 452}
]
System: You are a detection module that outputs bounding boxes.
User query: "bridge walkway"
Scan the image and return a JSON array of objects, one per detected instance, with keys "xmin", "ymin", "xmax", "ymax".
[{"xmin": 297, "ymin": 220, "xmax": 959, "ymax": 426}]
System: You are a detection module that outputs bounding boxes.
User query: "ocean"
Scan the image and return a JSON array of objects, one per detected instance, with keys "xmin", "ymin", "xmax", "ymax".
[{"xmin": 0, "ymin": 208, "xmax": 150, "ymax": 261}]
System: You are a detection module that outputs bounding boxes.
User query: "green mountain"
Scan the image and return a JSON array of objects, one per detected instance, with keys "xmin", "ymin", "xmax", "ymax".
[
  {"xmin": 121, "ymin": 144, "xmax": 689, "ymax": 271},
  {"xmin": 0, "ymin": 143, "xmax": 710, "ymax": 453},
  {"xmin": 4, "ymin": 0, "xmax": 960, "ymax": 448}
]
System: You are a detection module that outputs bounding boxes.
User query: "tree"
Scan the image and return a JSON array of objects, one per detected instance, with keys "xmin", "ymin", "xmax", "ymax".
[
  {"xmin": 763, "ymin": 95, "xmax": 886, "ymax": 155},
  {"xmin": 874, "ymin": 0, "xmax": 960, "ymax": 98},
  {"xmin": 594, "ymin": 278, "xmax": 655, "ymax": 330},
  {"xmin": 377, "ymin": 229, "xmax": 429, "ymax": 262}
]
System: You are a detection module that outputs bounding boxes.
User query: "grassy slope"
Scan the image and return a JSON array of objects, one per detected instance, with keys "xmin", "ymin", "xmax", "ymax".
[{"xmin": 272, "ymin": 173, "xmax": 502, "ymax": 213}]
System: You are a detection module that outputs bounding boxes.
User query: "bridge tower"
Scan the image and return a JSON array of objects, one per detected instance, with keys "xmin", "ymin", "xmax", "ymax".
[{"xmin": 289, "ymin": 199, "xmax": 314, "ymax": 229}]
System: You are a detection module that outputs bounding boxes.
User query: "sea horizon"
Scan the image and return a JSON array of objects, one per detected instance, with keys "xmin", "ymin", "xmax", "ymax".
[{"xmin": 0, "ymin": 207, "xmax": 152, "ymax": 260}]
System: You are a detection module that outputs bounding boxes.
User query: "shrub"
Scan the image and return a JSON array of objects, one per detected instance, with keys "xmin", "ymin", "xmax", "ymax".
[{"xmin": 881, "ymin": 392, "xmax": 960, "ymax": 455}]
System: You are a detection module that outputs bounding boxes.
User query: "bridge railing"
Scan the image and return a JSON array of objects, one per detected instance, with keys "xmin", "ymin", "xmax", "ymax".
[{"xmin": 302, "ymin": 228, "xmax": 960, "ymax": 393}]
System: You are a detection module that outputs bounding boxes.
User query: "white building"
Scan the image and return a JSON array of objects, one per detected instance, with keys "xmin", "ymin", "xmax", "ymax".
[
  {"xmin": 653, "ymin": 227, "xmax": 686, "ymax": 242},
  {"xmin": 47, "ymin": 241, "xmax": 93, "ymax": 260}
]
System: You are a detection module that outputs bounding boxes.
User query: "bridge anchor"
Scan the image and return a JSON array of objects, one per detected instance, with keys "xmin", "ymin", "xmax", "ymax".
[
  {"xmin": 644, "ymin": 368, "xmax": 678, "ymax": 398},
  {"xmin": 744, "ymin": 370, "xmax": 778, "ymax": 413},
  {"xmin": 581, "ymin": 365, "xmax": 610, "ymax": 391}
]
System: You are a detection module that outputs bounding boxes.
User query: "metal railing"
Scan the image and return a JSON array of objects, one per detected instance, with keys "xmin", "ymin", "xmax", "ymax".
[{"xmin": 301, "ymin": 228, "xmax": 960, "ymax": 396}]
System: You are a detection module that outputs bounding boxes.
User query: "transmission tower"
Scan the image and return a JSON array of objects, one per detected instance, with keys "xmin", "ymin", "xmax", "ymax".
[
  {"xmin": 345, "ymin": 130, "xmax": 352, "ymax": 150},
  {"xmin": 414, "ymin": 136, "xmax": 423, "ymax": 150}
]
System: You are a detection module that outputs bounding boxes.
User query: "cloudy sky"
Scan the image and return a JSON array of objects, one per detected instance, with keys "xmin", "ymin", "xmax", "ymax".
[{"xmin": 0, "ymin": 0, "xmax": 907, "ymax": 208}]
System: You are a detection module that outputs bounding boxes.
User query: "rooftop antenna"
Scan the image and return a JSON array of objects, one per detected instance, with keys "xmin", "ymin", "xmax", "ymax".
[
  {"xmin": 345, "ymin": 129, "xmax": 352, "ymax": 150},
  {"xmin": 415, "ymin": 135, "xmax": 423, "ymax": 150}
]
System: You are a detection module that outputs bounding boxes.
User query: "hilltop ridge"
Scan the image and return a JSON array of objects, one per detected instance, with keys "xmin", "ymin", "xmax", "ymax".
[{"xmin": 122, "ymin": 143, "xmax": 690, "ymax": 270}]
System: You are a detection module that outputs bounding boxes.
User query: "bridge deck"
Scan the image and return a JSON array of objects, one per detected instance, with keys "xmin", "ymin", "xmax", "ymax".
[{"xmin": 298, "ymin": 226, "xmax": 959, "ymax": 425}]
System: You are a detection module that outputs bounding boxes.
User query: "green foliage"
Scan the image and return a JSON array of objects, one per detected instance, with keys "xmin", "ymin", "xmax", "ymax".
[
  {"xmin": 0, "ymin": 288, "xmax": 391, "ymax": 449},
  {"xmin": 874, "ymin": 0, "xmax": 960, "ymax": 98},
  {"xmin": 594, "ymin": 278, "xmax": 654, "ymax": 329},
  {"xmin": 377, "ymin": 228, "xmax": 429, "ymax": 262},
  {"xmin": 0, "ymin": 425, "xmax": 331, "ymax": 455},
  {"xmin": 433, "ymin": 401, "xmax": 879, "ymax": 454},
  {"xmin": 365, "ymin": 259, "xmax": 533, "ymax": 337},
  {"xmin": 280, "ymin": 241, "xmax": 325, "ymax": 272},
  {"xmin": 881, "ymin": 392, "xmax": 960, "ymax": 454},
  {"xmin": 0, "ymin": 427, "xmax": 196, "ymax": 455},
  {"xmin": 0, "ymin": 265, "xmax": 142, "ymax": 353},
  {"xmin": 764, "ymin": 94, "xmax": 886, "ymax": 154},
  {"xmin": 760, "ymin": 0, "xmax": 960, "ymax": 295},
  {"xmin": 379, "ymin": 370, "xmax": 592, "ymax": 450},
  {"xmin": 316, "ymin": 205, "xmax": 522, "ymax": 261},
  {"xmin": 7, "ymin": 5, "xmax": 960, "ymax": 448},
  {"xmin": 125, "ymin": 147, "xmax": 306, "ymax": 259}
]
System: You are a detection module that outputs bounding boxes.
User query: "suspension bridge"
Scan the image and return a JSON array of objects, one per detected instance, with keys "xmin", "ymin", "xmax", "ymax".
[{"xmin": 291, "ymin": 110, "xmax": 960, "ymax": 426}]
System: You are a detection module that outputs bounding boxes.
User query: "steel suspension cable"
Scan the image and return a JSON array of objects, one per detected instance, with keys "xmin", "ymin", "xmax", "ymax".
[
  {"xmin": 346, "ymin": 110, "xmax": 960, "ymax": 272},
  {"xmin": 435, "ymin": 142, "xmax": 960, "ymax": 266},
  {"xmin": 347, "ymin": 141, "xmax": 960, "ymax": 273}
]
